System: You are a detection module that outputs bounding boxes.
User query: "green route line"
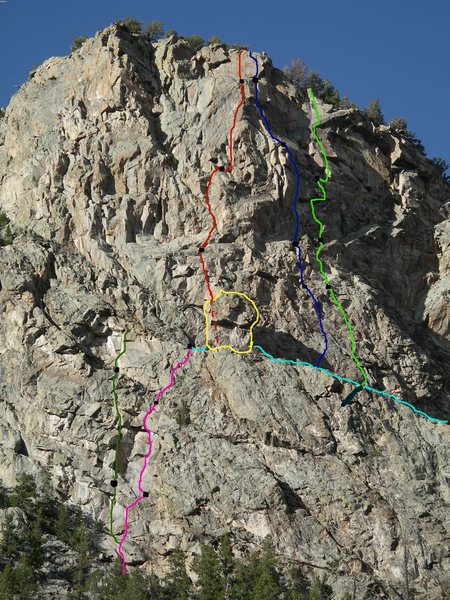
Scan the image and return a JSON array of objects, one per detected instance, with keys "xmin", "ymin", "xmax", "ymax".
[
  {"xmin": 191, "ymin": 344, "xmax": 447, "ymax": 424},
  {"xmin": 109, "ymin": 329, "xmax": 130, "ymax": 543},
  {"xmin": 308, "ymin": 88, "xmax": 367, "ymax": 387}
]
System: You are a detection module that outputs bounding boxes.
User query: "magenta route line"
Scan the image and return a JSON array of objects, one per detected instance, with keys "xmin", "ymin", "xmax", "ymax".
[{"xmin": 117, "ymin": 347, "xmax": 193, "ymax": 575}]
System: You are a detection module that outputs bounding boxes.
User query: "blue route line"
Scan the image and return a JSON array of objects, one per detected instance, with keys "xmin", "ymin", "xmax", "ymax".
[
  {"xmin": 248, "ymin": 51, "xmax": 328, "ymax": 367},
  {"xmin": 192, "ymin": 344, "xmax": 447, "ymax": 424}
]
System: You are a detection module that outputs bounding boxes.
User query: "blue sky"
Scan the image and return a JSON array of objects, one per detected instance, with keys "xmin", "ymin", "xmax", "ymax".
[{"xmin": 0, "ymin": 0, "xmax": 449, "ymax": 167}]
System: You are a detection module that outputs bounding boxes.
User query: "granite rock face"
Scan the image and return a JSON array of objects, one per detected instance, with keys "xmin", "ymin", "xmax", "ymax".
[{"xmin": 0, "ymin": 24, "xmax": 449, "ymax": 599}]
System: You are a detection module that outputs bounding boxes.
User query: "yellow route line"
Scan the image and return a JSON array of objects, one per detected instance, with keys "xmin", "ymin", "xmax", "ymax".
[{"xmin": 203, "ymin": 290, "xmax": 260, "ymax": 354}]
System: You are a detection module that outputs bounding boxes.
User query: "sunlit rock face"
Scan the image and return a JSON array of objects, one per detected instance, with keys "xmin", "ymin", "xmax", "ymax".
[{"xmin": 0, "ymin": 23, "xmax": 448, "ymax": 599}]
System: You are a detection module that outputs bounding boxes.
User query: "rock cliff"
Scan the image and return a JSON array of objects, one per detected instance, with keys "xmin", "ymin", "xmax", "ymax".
[{"xmin": 0, "ymin": 24, "xmax": 449, "ymax": 598}]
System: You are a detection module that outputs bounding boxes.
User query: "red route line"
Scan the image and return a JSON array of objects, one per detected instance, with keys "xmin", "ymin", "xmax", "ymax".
[
  {"xmin": 199, "ymin": 50, "xmax": 245, "ymax": 345},
  {"xmin": 199, "ymin": 251, "xmax": 215, "ymax": 311}
]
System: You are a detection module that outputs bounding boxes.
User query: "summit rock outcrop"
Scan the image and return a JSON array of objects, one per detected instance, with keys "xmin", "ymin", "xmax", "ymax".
[{"xmin": 0, "ymin": 24, "xmax": 449, "ymax": 598}]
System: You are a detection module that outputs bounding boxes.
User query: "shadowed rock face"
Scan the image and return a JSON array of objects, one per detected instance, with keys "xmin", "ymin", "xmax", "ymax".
[{"xmin": 0, "ymin": 24, "xmax": 449, "ymax": 599}]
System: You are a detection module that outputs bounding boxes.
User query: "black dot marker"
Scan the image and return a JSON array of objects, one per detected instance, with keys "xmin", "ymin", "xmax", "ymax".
[
  {"xmin": 326, "ymin": 284, "xmax": 331, "ymax": 290},
  {"xmin": 292, "ymin": 240, "xmax": 298, "ymax": 247},
  {"xmin": 114, "ymin": 367, "xmax": 119, "ymax": 373},
  {"xmin": 315, "ymin": 176, "xmax": 321, "ymax": 181},
  {"xmin": 302, "ymin": 283, "xmax": 307, "ymax": 289},
  {"xmin": 143, "ymin": 491, "xmax": 149, "ymax": 498},
  {"xmin": 154, "ymin": 399, "xmax": 159, "ymax": 405},
  {"xmin": 317, "ymin": 237, "xmax": 324, "ymax": 243},
  {"xmin": 252, "ymin": 76, "xmax": 258, "ymax": 83},
  {"xmin": 111, "ymin": 480, "xmax": 118, "ymax": 487},
  {"xmin": 187, "ymin": 342, "xmax": 193, "ymax": 349},
  {"xmin": 199, "ymin": 247, "xmax": 205, "ymax": 253},
  {"xmin": 219, "ymin": 166, "xmax": 225, "ymax": 172},
  {"xmin": 239, "ymin": 78, "xmax": 244, "ymax": 84}
]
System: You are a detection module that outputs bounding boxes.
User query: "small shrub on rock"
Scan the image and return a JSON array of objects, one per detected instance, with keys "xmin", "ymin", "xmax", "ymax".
[
  {"xmin": 144, "ymin": 20, "xmax": 165, "ymax": 42},
  {"xmin": 71, "ymin": 36, "xmax": 88, "ymax": 53}
]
